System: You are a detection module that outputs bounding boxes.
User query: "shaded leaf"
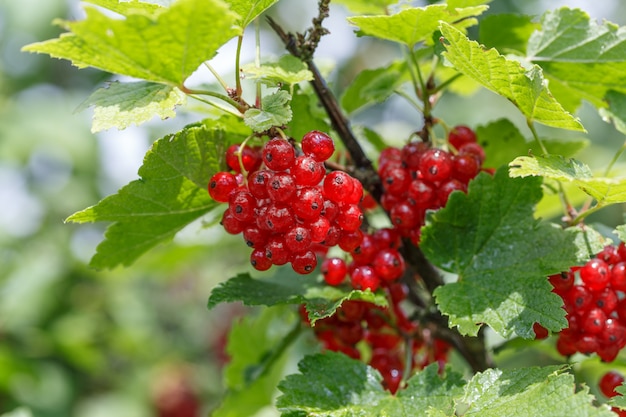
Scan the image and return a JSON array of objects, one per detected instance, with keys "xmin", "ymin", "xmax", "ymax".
[
  {"xmin": 347, "ymin": 5, "xmax": 488, "ymax": 47},
  {"xmin": 527, "ymin": 8, "xmax": 626, "ymax": 112},
  {"xmin": 76, "ymin": 81, "xmax": 186, "ymax": 132},
  {"xmin": 422, "ymin": 168, "xmax": 577, "ymax": 338},
  {"xmin": 566, "ymin": 226, "xmax": 613, "ymax": 263},
  {"xmin": 244, "ymin": 90, "xmax": 292, "ymax": 132},
  {"xmin": 616, "ymin": 225, "xmax": 626, "ymax": 243},
  {"xmin": 340, "ymin": 61, "xmax": 409, "ymax": 114},
  {"xmin": 207, "ymin": 272, "xmax": 387, "ymax": 325},
  {"xmin": 440, "ymin": 22, "xmax": 584, "ymax": 131},
  {"xmin": 277, "ymin": 354, "xmax": 464, "ymax": 416},
  {"xmin": 287, "ymin": 88, "xmax": 330, "ymax": 141},
  {"xmin": 66, "ymin": 118, "xmax": 248, "ymax": 268},
  {"xmin": 509, "ymin": 155, "xmax": 626, "ymax": 205},
  {"xmin": 600, "ymin": 90, "xmax": 626, "ymax": 135},
  {"xmin": 479, "ymin": 13, "xmax": 539, "ymax": 55},
  {"xmin": 461, "ymin": 367, "xmax": 614, "ymax": 416},
  {"xmin": 23, "ymin": 0, "xmax": 239, "ymax": 85}
]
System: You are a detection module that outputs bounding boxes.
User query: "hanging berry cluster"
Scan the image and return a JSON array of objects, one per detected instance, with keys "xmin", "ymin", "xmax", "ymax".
[
  {"xmin": 550, "ymin": 243, "xmax": 626, "ymax": 361},
  {"xmin": 302, "ymin": 284, "xmax": 451, "ymax": 394},
  {"xmin": 378, "ymin": 125, "xmax": 486, "ymax": 245},
  {"xmin": 208, "ymin": 131, "xmax": 364, "ymax": 275}
]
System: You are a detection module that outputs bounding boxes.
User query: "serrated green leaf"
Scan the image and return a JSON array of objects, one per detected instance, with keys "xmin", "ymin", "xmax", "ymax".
[
  {"xmin": 461, "ymin": 367, "xmax": 614, "ymax": 417},
  {"xmin": 244, "ymin": 90, "xmax": 292, "ymax": 132},
  {"xmin": 477, "ymin": 118, "xmax": 588, "ymax": 169},
  {"xmin": 82, "ymin": 0, "xmax": 164, "ymax": 17},
  {"xmin": 440, "ymin": 22, "xmax": 584, "ymax": 132},
  {"xmin": 347, "ymin": 5, "xmax": 488, "ymax": 47},
  {"xmin": 600, "ymin": 90, "xmax": 626, "ymax": 135},
  {"xmin": 527, "ymin": 8, "xmax": 626, "ymax": 112},
  {"xmin": 340, "ymin": 61, "xmax": 409, "ymax": 114},
  {"xmin": 509, "ymin": 155, "xmax": 626, "ymax": 205},
  {"xmin": 616, "ymin": 225, "xmax": 626, "ymax": 243},
  {"xmin": 242, "ymin": 55, "xmax": 313, "ymax": 87},
  {"xmin": 566, "ymin": 226, "xmax": 613, "ymax": 263},
  {"xmin": 479, "ymin": 14, "xmax": 539, "ymax": 55},
  {"xmin": 422, "ymin": 168, "xmax": 577, "ymax": 338},
  {"xmin": 76, "ymin": 81, "xmax": 186, "ymax": 132},
  {"xmin": 207, "ymin": 272, "xmax": 387, "ymax": 324},
  {"xmin": 333, "ymin": 0, "xmax": 396, "ymax": 15},
  {"xmin": 277, "ymin": 354, "xmax": 465, "ymax": 416},
  {"xmin": 66, "ymin": 119, "xmax": 248, "ymax": 268},
  {"xmin": 213, "ymin": 307, "xmax": 294, "ymax": 417},
  {"xmin": 224, "ymin": 0, "xmax": 279, "ymax": 32},
  {"xmin": 22, "ymin": 0, "xmax": 239, "ymax": 86}
]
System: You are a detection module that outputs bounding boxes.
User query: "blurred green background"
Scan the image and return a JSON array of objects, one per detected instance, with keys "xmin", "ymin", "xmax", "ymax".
[{"xmin": 1, "ymin": 0, "xmax": 626, "ymax": 416}]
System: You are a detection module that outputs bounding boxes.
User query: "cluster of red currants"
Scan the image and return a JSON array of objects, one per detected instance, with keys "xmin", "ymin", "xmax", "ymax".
[
  {"xmin": 550, "ymin": 243, "xmax": 626, "ymax": 362},
  {"xmin": 599, "ymin": 370, "xmax": 626, "ymax": 415},
  {"xmin": 208, "ymin": 131, "xmax": 364, "ymax": 274},
  {"xmin": 303, "ymin": 283, "xmax": 451, "ymax": 393},
  {"xmin": 377, "ymin": 125, "xmax": 486, "ymax": 246}
]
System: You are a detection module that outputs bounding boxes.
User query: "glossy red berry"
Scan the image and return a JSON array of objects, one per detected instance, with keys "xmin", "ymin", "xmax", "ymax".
[
  {"xmin": 321, "ymin": 257, "xmax": 348, "ymax": 286},
  {"xmin": 228, "ymin": 190, "xmax": 256, "ymax": 223},
  {"xmin": 448, "ymin": 125, "xmax": 476, "ymax": 150},
  {"xmin": 247, "ymin": 170, "xmax": 271, "ymax": 199},
  {"xmin": 419, "ymin": 148, "xmax": 453, "ymax": 183},
  {"xmin": 532, "ymin": 323, "xmax": 549, "ymax": 339},
  {"xmin": 335, "ymin": 204, "xmax": 363, "ymax": 232},
  {"xmin": 292, "ymin": 155, "xmax": 326, "ymax": 186},
  {"xmin": 226, "ymin": 143, "xmax": 262, "ymax": 173},
  {"xmin": 372, "ymin": 249, "xmax": 405, "ymax": 281},
  {"xmin": 291, "ymin": 250, "xmax": 318, "ymax": 274},
  {"xmin": 250, "ymin": 248, "xmax": 272, "ymax": 271},
  {"xmin": 292, "ymin": 187, "xmax": 324, "ymax": 221},
  {"xmin": 599, "ymin": 371, "xmax": 624, "ymax": 398},
  {"xmin": 266, "ymin": 172, "xmax": 297, "ymax": 203},
  {"xmin": 324, "ymin": 171, "xmax": 355, "ymax": 203},
  {"xmin": 301, "ymin": 131, "xmax": 335, "ymax": 162},
  {"xmin": 208, "ymin": 171, "xmax": 238, "ymax": 202},
  {"xmin": 580, "ymin": 258, "xmax": 610, "ymax": 292},
  {"xmin": 351, "ymin": 265, "xmax": 381, "ymax": 292},
  {"xmin": 262, "ymin": 138, "xmax": 295, "ymax": 171}
]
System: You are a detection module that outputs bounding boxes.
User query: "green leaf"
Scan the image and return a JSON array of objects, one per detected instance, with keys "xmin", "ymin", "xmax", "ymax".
[
  {"xmin": 527, "ymin": 8, "xmax": 626, "ymax": 112},
  {"xmin": 477, "ymin": 119, "xmax": 588, "ymax": 168},
  {"xmin": 340, "ymin": 61, "xmax": 409, "ymax": 114},
  {"xmin": 82, "ymin": 0, "xmax": 164, "ymax": 17},
  {"xmin": 440, "ymin": 22, "xmax": 585, "ymax": 132},
  {"xmin": 277, "ymin": 353, "xmax": 464, "ymax": 416},
  {"xmin": 244, "ymin": 90, "xmax": 292, "ymax": 132},
  {"xmin": 287, "ymin": 88, "xmax": 330, "ymax": 141},
  {"xmin": 616, "ymin": 225, "xmax": 626, "ymax": 243},
  {"xmin": 347, "ymin": 5, "xmax": 488, "ymax": 47},
  {"xmin": 509, "ymin": 155, "xmax": 626, "ymax": 205},
  {"xmin": 461, "ymin": 366, "xmax": 614, "ymax": 416},
  {"xmin": 207, "ymin": 272, "xmax": 387, "ymax": 324},
  {"xmin": 22, "ymin": 0, "xmax": 239, "ymax": 86},
  {"xmin": 447, "ymin": 0, "xmax": 493, "ymax": 9},
  {"xmin": 610, "ymin": 383, "xmax": 626, "ymax": 409},
  {"xmin": 0, "ymin": 409, "xmax": 33, "ymax": 417},
  {"xmin": 66, "ymin": 119, "xmax": 247, "ymax": 268},
  {"xmin": 224, "ymin": 0, "xmax": 279, "ymax": 32},
  {"xmin": 332, "ymin": 0, "xmax": 396, "ymax": 14},
  {"xmin": 242, "ymin": 55, "xmax": 313, "ymax": 87},
  {"xmin": 421, "ymin": 168, "xmax": 577, "ymax": 338},
  {"xmin": 600, "ymin": 90, "xmax": 626, "ymax": 135},
  {"xmin": 76, "ymin": 81, "xmax": 186, "ymax": 132},
  {"xmin": 479, "ymin": 13, "xmax": 539, "ymax": 55},
  {"xmin": 213, "ymin": 307, "xmax": 294, "ymax": 417}
]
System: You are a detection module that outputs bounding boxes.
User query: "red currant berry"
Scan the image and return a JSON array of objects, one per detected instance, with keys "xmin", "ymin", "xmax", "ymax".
[
  {"xmin": 345, "ymin": 177, "xmax": 364, "ymax": 205},
  {"xmin": 581, "ymin": 308, "xmax": 607, "ymax": 335},
  {"xmin": 291, "ymin": 250, "xmax": 318, "ymax": 274},
  {"xmin": 381, "ymin": 167, "xmax": 411, "ymax": 196},
  {"xmin": 301, "ymin": 131, "xmax": 335, "ymax": 162},
  {"xmin": 593, "ymin": 288, "xmax": 618, "ymax": 314},
  {"xmin": 448, "ymin": 125, "xmax": 476, "ymax": 150},
  {"xmin": 338, "ymin": 229, "xmax": 364, "ymax": 252},
  {"xmin": 437, "ymin": 179, "xmax": 467, "ymax": 205},
  {"xmin": 407, "ymin": 179, "xmax": 435, "ymax": 208},
  {"xmin": 565, "ymin": 285, "xmax": 593, "ymax": 313},
  {"xmin": 262, "ymin": 138, "xmax": 295, "ymax": 171},
  {"xmin": 264, "ymin": 204, "xmax": 295, "ymax": 233},
  {"xmin": 419, "ymin": 148, "xmax": 453, "ymax": 183},
  {"xmin": 321, "ymin": 225, "xmax": 341, "ymax": 247},
  {"xmin": 208, "ymin": 171, "xmax": 238, "ymax": 202},
  {"xmin": 324, "ymin": 171, "xmax": 355, "ymax": 203},
  {"xmin": 373, "ymin": 228, "xmax": 401, "ymax": 250},
  {"xmin": 532, "ymin": 323, "xmax": 549, "ymax": 339},
  {"xmin": 597, "ymin": 245, "xmax": 621, "ymax": 265},
  {"xmin": 226, "ymin": 143, "xmax": 262, "ymax": 173},
  {"xmin": 265, "ymin": 236, "xmax": 290, "ymax": 266},
  {"xmin": 351, "ymin": 265, "xmax": 381, "ymax": 292},
  {"xmin": 292, "ymin": 155, "xmax": 326, "ymax": 186},
  {"xmin": 321, "ymin": 257, "xmax": 348, "ymax": 286},
  {"xmin": 337, "ymin": 300, "xmax": 366, "ymax": 322},
  {"xmin": 611, "ymin": 262, "xmax": 626, "ymax": 291},
  {"xmin": 307, "ymin": 216, "xmax": 331, "ymax": 243},
  {"xmin": 458, "ymin": 142, "xmax": 486, "ymax": 164},
  {"xmin": 228, "ymin": 190, "xmax": 256, "ymax": 223},
  {"xmin": 390, "ymin": 201, "xmax": 421, "ymax": 230},
  {"xmin": 250, "ymin": 248, "xmax": 272, "ymax": 271},
  {"xmin": 372, "ymin": 249, "xmax": 405, "ymax": 281},
  {"xmin": 243, "ymin": 226, "xmax": 268, "ymax": 248},
  {"xmin": 220, "ymin": 208, "xmax": 245, "ymax": 234},
  {"xmin": 351, "ymin": 234, "xmax": 377, "ymax": 265},
  {"xmin": 401, "ymin": 141, "xmax": 428, "ymax": 169},
  {"xmin": 293, "ymin": 187, "xmax": 324, "ymax": 221},
  {"xmin": 285, "ymin": 226, "xmax": 312, "ymax": 254},
  {"xmin": 266, "ymin": 172, "xmax": 297, "ymax": 203},
  {"xmin": 452, "ymin": 153, "xmax": 480, "ymax": 183},
  {"xmin": 548, "ymin": 272, "xmax": 575, "ymax": 294},
  {"xmin": 247, "ymin": 170, "xmax": 271, "ymax": 199},
  {"xmin": 335, "ymin": 204, "xmax": 364, "ymax": 232},
  {"xmin": 580, "ymin": 258, "xmax": 610, "ymax": 292},
  {"xmin": 599, "ymin": 371, "xmax": 625, "ymax": 398}
]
